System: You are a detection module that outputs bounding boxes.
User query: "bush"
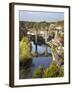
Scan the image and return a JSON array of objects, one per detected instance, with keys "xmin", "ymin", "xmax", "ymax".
[
  {"xmin": 33, "ymin": 66, "xmax": 44, "ymax": 78},
  {"xmin": 44, "ymin": 61, "xmax": 60, "ymax": 77},
  {"xmin": 19, "ymin": 37, "xmax": 32, "ymax": 67},
  {"xmin": 58, "ymin": 65, "xmax": 64, "ymax": 77},
  {"xmin": 32, "ymin": 62, "xmax": 64, "ymax": 78}
]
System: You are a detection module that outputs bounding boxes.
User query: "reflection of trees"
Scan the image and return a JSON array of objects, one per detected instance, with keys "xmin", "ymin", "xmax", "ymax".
[
  {"xmin": 33, "ymin": 22, "xmax": 50, "ymax": 56},
  {"xmin": 41, "ymin": 22, "xmax": 49, "ymax": 56},
  {"xmin": 33, "ymin": 23, "xmax": 39, "ymax": 56}
]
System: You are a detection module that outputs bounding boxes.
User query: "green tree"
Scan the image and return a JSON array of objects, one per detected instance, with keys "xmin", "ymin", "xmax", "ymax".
[
  {"xmin": 19, "ymin": 37, "xmax": 32, "ymax": 67},
  {"xmin": 19, "ymin": 21, "xmax": 28, "ymax": 41}
]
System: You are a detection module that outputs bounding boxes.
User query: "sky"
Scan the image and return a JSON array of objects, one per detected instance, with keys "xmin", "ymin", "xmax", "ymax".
[{"xmin": 19, "ymin": 10, "xmax": 64, "ymax": 22}]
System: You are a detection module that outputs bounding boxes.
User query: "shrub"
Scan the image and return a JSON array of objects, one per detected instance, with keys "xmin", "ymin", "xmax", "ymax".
[
  {"xmin": 19, "ymin": 37, "xmax": 32, "ymax": 67},
  {"xmin": 44, "ymin": 61, "xmax": 60, "ymax": 77},
  {"xmin": 58, "ymin": 65, "xmax": 64, "ymax": 77},
  {"xmin": 32, "ymin": 62, "xmax": 64, "ymax": 78},
  {"xmin": 33, "ymin": 66, "xmax": 44, "ymax": 78}
]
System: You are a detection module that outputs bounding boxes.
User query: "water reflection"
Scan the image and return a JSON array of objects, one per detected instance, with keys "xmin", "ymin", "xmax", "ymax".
[
  {"xmin": 19, "ymin": 41, "xmax": 52, "ymax": 79},
  {"xmin": 31, "ymin": 41, "xmax": 52, "ymax": 54}
]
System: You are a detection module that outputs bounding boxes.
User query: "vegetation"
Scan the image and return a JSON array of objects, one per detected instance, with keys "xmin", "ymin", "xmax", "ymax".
[
  {"xmin": 32, "ymin": 61, "xmax": 64, "ymax": 78},
  {"xmin": 19, "ymin": 22, "xmax": 28, "ymax": 41},
  {"xmin": 44, "ymin": 62, "xmax": 60, "ymax": 77},
  {"xmin": 58, "ymin": 65, "xmax": 64, "ymax": 77},
  {"xmin": 19, "ymin": 21, "xmax": 50, "ymax": 30},
  {"xmin": 19, "ymin": 37, "xmax": 32, "ymax": 67},
  {"xmin": 33, "ymin": 66, "xmax": 44, "ymax": 78},
  {"xmin": 57, "ymin": 20, "xmax": 64, "ymax": 27},
  {"xmin": 19, "ymin": 20, "xmax": 64, "ymax": 78}
]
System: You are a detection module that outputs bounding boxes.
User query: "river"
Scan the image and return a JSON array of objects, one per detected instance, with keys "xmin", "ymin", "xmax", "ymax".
[{"xmin": 20, "ymin": 41, "xmax": 52, "ymax": 79}]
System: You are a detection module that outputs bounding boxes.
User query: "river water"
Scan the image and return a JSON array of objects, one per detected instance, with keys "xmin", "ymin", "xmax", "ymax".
[
  {"xmin": 20, "ymin": 41, "xmax": 52, "ymax": 79},
  {"xmin": 31, "ymin": 41, "xmax": 52, "ymax": 54}
]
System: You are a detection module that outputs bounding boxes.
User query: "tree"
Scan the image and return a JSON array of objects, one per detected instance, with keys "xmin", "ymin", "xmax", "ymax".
[
  {"xmin": 19, "ymin": 37, "xmax": 32, "ymax": 67},
  {"xmin": 19, "ymin": 21, "xmax": 28, "ymax": 41}
]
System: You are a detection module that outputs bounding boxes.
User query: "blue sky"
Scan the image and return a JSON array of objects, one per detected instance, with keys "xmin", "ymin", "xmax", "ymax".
[{"xmin": 19, "ymin": 11, "xmax": 64, "ymax": 22}]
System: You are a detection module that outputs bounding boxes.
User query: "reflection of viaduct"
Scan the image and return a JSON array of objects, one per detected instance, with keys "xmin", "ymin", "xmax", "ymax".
[{"xmin": 27, "ymin": 24, "xmax": 64, "ymax": 64}]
